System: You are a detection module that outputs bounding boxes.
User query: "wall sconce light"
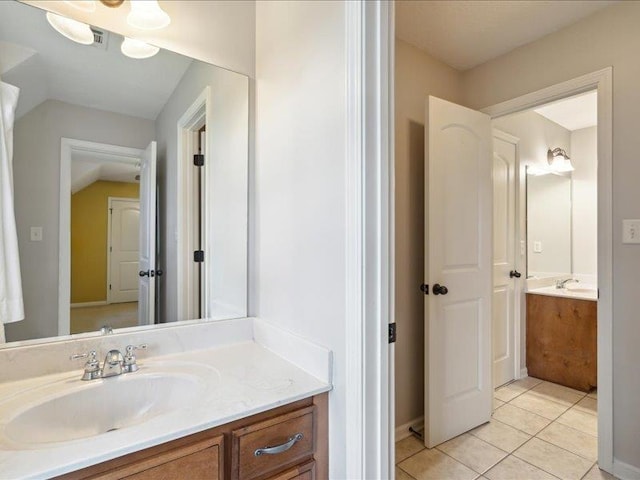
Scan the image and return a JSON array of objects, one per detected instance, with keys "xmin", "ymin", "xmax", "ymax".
[
  {"xmin": 127, "ymin": 0, "xmax": 171, "ymax": 30},
  {"xmin": 547, "ymin": 148, "xmax": 574, "ymax": 173}
]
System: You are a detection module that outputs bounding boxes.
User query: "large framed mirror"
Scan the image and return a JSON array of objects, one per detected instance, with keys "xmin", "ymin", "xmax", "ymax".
[{"xmin": 0, "ymin": 1, "xmax": 249, "ymax": 345}]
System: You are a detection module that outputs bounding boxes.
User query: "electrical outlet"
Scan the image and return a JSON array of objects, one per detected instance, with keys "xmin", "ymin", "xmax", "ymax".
[{"xmin": 623, "ymin": 219, "xmax": 640, "ymax": 244}]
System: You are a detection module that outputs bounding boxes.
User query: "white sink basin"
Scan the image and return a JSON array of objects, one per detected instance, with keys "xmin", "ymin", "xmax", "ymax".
[{"xmin": 0, "ymin": 363, "xmax": 219, "ymax": 448}]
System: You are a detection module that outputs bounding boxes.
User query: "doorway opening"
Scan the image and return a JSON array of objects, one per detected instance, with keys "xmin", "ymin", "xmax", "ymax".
[
  {"xmin": 393, "ymin": 69, "xmax": 612, "ymax": 479},
  {"xmin": 59, "ymin": 138, "xmax": 157, "ymax": 336}
]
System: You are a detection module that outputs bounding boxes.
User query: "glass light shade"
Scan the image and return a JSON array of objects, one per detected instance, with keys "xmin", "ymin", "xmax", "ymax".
[
  {"xmin": 547, "ymin": 148, "xmax": 574, "ymax": 173},
  {"xmin": 46, "ymin": 12, "xmax": 94, "ymax": 45},
  {"xmin": 127, "ymin": 0, "xmax": 171, "ymax": 30},
  {"xmin": 121, "ymin": 37, "xmax": 160, "ymax": 59},
  {"xmin": 63, "ymin": 1, "xmax": 96, "ymax": 12}
]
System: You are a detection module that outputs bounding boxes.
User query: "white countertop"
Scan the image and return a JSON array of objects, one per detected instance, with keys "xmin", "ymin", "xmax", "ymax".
[
  {"xmin": 0, "ymin": 341, "xmax": 331, "ymax": 479},
  {"xmin": 526, "ymin": 285, "xmax": 598, "ymax": 301}
]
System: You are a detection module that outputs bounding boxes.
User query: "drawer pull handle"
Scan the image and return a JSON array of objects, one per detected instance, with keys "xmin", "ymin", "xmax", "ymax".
[{"xmin": 254, "ymin": 433, "xmax": 303, "ymax": 457}]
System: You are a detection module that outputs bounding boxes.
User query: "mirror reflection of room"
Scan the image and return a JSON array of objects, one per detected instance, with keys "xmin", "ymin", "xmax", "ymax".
[
  {"xmin": 0, "ymin": 0, "xmax": 248, "ymax": 344},
  {"xmin": 70, "ymin": 153, "xmax": 141, "ymax": 334}
]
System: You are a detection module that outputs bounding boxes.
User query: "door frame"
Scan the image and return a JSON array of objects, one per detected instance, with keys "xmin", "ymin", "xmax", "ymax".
[
  {"xmin": 106, "ymin": 196, "xmax": 141, "ymax": 305},
  {"xmin": 176, "ymin": 87, "xmax": 211, "ymax": 322},
  {"xmin": 482, "ymin": 67, "xmax": 613, "ymax": 472},
  {"xmin": 58, "ymin": 138, "xmax": 143, "ymax": 336},
  {"xmin": 492, "ymin": 129, "xmax": 523, "ymax": 386}
]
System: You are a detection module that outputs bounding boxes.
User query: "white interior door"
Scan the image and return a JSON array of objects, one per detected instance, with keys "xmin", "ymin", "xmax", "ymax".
[
  {"xmin": 492, "ymin": 131, "xmax": 518, "ymax": 388},
  {"xmin": 425, "ymin": 96, "xmax": 493, "ymax": 448},
  {"xmin": 109, "ymin": 198, "xmax": 140, "ymax": 304},
  {"xmin": 138, "ymin": 141, "xmax": 156, "ymax": 326}
]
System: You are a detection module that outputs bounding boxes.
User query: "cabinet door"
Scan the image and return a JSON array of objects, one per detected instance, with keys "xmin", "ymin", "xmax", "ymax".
[{"xmin": 91, "ymin": 435, "xmax": 224, "ymax": 480}]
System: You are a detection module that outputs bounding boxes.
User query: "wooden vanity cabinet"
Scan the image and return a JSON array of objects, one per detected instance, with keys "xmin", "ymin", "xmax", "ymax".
[{"xmin": 56, "ymin": 393, "xmax": 328, "ymax": 480}]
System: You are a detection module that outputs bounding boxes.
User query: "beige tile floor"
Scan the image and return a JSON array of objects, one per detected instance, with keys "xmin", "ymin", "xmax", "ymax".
[{"xmin": 396, "ymin": 377, "xmax": 617, "ymax": 480}]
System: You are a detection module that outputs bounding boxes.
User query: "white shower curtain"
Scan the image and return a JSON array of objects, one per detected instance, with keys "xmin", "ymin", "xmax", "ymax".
[{"xmin": 0, "ymin": 80, "xmax": 24, "ymax": 341}]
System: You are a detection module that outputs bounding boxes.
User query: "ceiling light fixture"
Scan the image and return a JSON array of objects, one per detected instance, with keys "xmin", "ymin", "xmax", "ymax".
[
  {"xmin": 46, "ymin": 12, "xmax": 94, "ymax": 45},
  {"xmin": 547, "ymin": 148, "xmax": 574, "ymax": 173},
  {"xmin": 121, "ymin": 37, "xmax": 160, "ymax": 59},
  {"xmin": 127, "ymin": 0, "xmax": 171, "ymax": 30},
  {"xmin": 64, "ymin": 1, "xmax": 96, "ymax": 12}
]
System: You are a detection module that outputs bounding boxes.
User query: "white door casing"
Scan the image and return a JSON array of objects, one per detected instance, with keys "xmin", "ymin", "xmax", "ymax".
[
  {"xmin": 425, "ymin": 96, "xmax": 493, "ymax": 448},
  {"xmin": 138, "ymin": 141, "xmax": 156, "ymax": 326},
  {"xmin": 108, "ymin": 198, "xmax": 140, "ymax": 304},
  {"xmin": 492, "ymin": 131, "xmax": 519, "ymax": 388}
]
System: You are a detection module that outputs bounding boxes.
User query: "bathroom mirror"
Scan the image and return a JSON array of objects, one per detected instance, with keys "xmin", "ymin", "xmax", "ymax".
[
  {"xmin": 526, "ymin": 168, "xmax": 572, "ymax": 278},
  {"xmin": 0, "ymin": 1, "xmax": 248, "ymax": 345}
]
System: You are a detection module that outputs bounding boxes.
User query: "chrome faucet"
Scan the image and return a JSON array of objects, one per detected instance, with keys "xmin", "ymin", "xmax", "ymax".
[
  {"xmin": 556, "ymin": 278, "xmax": 579, "ymax": 289},
  {"xmin": 70, "ymin": 344, "xmax": 147, "ymax": 381}
]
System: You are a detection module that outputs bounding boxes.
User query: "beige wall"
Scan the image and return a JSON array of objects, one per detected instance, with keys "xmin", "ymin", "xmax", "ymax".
[
  {"xmin": 394, "ymin": 39, "xmax": 463, "ymax": 428},
  {"xmin": 462, "ymin": 2, "xmax": 640, "ymax": 468}
]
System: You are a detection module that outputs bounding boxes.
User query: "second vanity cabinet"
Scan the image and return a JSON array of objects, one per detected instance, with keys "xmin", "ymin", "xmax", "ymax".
[
  {"xmin": 56, "ymin": 394, "xmax": 327, "ymax": 480},
  {"xmin": 526, "ymin": 293, "xmax": 597, "ymax": 392}
]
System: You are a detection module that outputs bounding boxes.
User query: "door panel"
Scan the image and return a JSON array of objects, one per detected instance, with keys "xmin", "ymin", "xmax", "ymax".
[
  {"xmin": 109, "ymin": 199, "xmax": 140, "ymax": 304},
  {"xmin": 492, "ymin": 133, "xmax": 518, "ymax": 388},
  {"xmin": 425, "ymin": 96, "xmax": 493, "ymax": 448},
  {"xmin": 138, "ymin": 141, "xmax": 157, "ymax": 326}
]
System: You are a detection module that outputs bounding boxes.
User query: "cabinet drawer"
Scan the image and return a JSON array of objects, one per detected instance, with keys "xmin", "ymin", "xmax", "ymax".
[
  {"xmin": 231, "ymin": 406, "xmax": 316, "ymax": 480},
  {"xmin": 268, "ymin": 461, "xmax": 315, "ymax": 480}
]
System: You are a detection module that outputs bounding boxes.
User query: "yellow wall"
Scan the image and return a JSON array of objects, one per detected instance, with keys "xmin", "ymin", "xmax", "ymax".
[{"xmin": 71, "ymin": 181, "xmax": 139, "ymax": 304}]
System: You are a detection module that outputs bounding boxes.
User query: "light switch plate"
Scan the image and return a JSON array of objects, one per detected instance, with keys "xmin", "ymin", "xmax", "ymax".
[
  {"xmin": 622, "ymin": 219, "xmax": 640, "ymax": 244},
  {"xmin": 30, "ymin": 227, "xmax": 43, "ymax": 242},
  {"xmin": 533, "ymin": 241, "xmax": 542, "ymax": 253}
]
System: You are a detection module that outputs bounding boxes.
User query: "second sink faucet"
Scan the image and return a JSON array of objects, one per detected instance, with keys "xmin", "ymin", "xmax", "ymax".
[{"xmin": 556, "ymin": 278, "xmax": 579, "ymax": 289}]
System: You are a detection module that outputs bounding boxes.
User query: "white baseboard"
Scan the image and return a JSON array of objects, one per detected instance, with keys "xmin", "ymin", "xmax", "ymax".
[
  {"xmin": 395, "ymin": 416, "xmax": 424, "ymax": 442},
  {"xmin": 519, "ymin": 367, "xmax": 528, "ymax": 379},
  {"xmin": 613, "ymin": 458, "xmax": 640, "ymax": 480},
  {"xmin": 70, "ymin": 301, "xmax": 107, "ymax": 308}
]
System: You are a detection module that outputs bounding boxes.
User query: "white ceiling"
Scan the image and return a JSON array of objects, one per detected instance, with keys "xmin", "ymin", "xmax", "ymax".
[
  {"xmin": 534, "ymin": 91, "xmax": 597, "ymax": 131},
  {"xmin": 396, "ymin": 1, "xmax": 617, "ymax": 71},
  {"xmin": 71, "ymin": 151, "xmax": 139, "ymax": 194},
  {"xmin": 0, "ymin": 1, "xmax": 193, "ymax": 120}
]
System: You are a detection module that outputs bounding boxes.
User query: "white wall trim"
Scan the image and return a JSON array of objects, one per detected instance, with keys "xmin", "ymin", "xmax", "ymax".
[
  {"xmin": 613, "ymin": 458, "xmax": 640, "ymax": 480},
  {"xmin": 345, "ymin": 1, "xmax": 394, "ymax": 478},
  {"xmin": 520, "ymin": 367, "xmax": 529, "ymax": 379},
  {"xmin": 481, "ymin": 67, "xmax": 614, "ymax": 472},
  {"xmin": 58, "ymin": 138, "xmax": 143, "ymax": 337},
  {"xmin": 176, "ymin": 87, "xmax": 210, "ymax": 323},
  {"xmin": 344, "ymin": 1, "xmax": 364, "ymax": 478},
  {"xmin": 395, "ymin": 416, "xmax": 423, "ymax": 442}
]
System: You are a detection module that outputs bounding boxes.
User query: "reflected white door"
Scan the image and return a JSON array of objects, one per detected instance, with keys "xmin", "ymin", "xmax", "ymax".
[
  {"xmin": 492, "ymin": 131, "xmax": 518, "ymax": 388},
  {"xmin": 138, "ymin": 141, "xmax": 156, "ymax": 326},
  {"xmin": 425, "ymin": 96, "xmax": 493, "ymax": 447},
  {"xmin": 109, "ymin": 198, "xmax": 140, "ymax": 304}
]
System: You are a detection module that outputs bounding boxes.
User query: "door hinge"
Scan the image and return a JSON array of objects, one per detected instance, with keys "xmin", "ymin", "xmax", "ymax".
[
  {"xmin": 194, "ymin": 250, "xmax": 204, "ymax": 263},
  {"xmin": 193, "ymin": 154, "xmax": 204, "ymax": 167},
  {"xmin": 388, "ymin": 323, "xmax": 397, "ymax": 344},
  {"xmin": 420, "ymin": 283, "xmax": 429, "ymax": 295},
  {"xmin": 109, "ymin": 284, "xmax": 112, "ymax": 290}
]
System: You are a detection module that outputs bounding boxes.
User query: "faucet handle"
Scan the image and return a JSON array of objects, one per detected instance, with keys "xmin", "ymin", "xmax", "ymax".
[
  {"xmin": 70, "ymin": 350, "xmax": 101, "ymax": 381},
  {"xmin": 123, "ymin": 344, "xmax": 147, "ymax": 373}
]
